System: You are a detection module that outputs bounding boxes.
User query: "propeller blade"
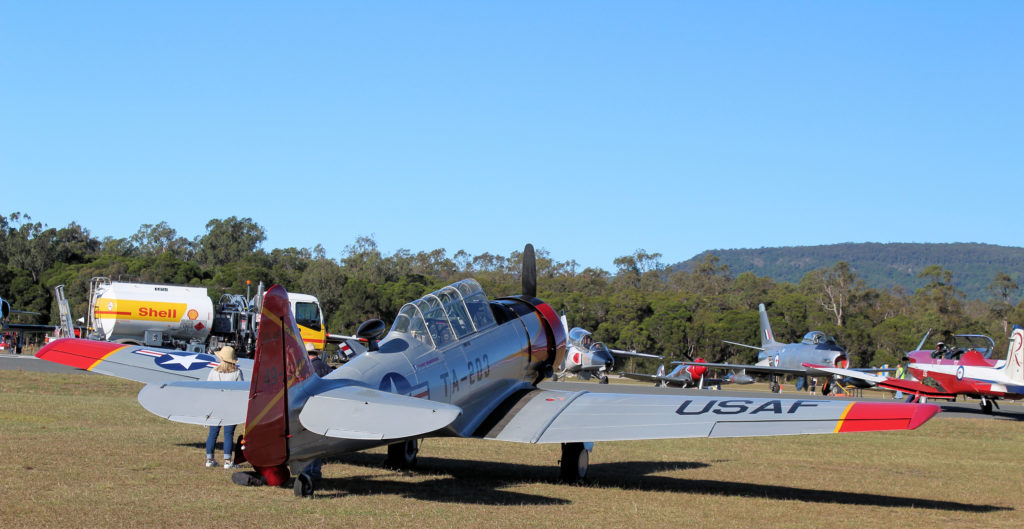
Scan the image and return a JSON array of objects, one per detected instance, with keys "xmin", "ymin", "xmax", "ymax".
[{"xmin": 522, "ymin": 243, "xmax": 537, "ymax": 298}]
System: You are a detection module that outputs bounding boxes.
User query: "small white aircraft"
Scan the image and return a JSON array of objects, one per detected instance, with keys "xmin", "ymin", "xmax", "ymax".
[
  {"xmin": 37, "ymin": 245, "xmax": 939, "ymax": 496},
  {"xmin": 553, "ymin": 313, "xmax": 662, "ymax": 383}
]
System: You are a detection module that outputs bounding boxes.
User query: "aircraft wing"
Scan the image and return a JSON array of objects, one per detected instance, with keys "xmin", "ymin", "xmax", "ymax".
[
  {"xmin": 680, "ymin": 361, "xmax": 808, "ymax": 376},
  {"xmin": 619, "ymin": 372, "xmax": 667, "ymax": 384},
  {"xmin": 801, "ymin": 364, "xmax": 889, "ymax": 384},
  {"xmin": 35, "ymin": 338, "xmax": 254, "ymax": 384},
  {"xmin": 480, "ymin": 389, "xmax": 938, "ymax": 444},
  {"xmin": 805, "ymin": 364, "xmax": 958, "ymax": 399},
  {"xmin": 1, "ymin": 322, "xmax": 54, "ymax": 332},
  {"xmin": 299, "ymin": 385, "xmax": 462, "ymax": 440},
  {"xmin": 609, "ymin": 348, "xmax": 663, "ymax": 360},
  {"xmin": 138, "ymin": 381, "xmax": 250, "ymax": 426}
]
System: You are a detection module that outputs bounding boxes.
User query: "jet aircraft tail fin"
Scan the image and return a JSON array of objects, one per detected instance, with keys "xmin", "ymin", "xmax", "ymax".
[
  {"xmin": 239, "ymin": 284, "xmax": 316, "ymax": 486},
  {"xmin": 656, "ymin": 364, "xmax": 665, "ymax": 377},
  {"xmin": 758, "ymin": 303, "xmax": 781, "ymax": 347},
  {"xmin": 1004, "ymin": 325, "xmax": 1024, "ymax": 383}
]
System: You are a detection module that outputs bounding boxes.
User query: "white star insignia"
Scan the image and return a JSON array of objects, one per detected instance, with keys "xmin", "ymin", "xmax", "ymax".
[{"xmin": 159, "ymin": 353, "xmax": 202, "ymax": 369}]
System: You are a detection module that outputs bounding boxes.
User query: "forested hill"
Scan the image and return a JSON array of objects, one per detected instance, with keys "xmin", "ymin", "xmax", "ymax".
[{"xmin": 675, "ymin": 243, "xmax": 1024, "ymax": 302}]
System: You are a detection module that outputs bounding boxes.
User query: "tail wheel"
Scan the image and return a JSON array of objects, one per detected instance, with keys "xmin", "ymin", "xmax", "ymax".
[
  {"xmin": 386, "ymin": 439, "xmax": 419, "ymax": 469},
  {"xmin": 559, "ymin": 442, "xmax": 588, "ymax": 483}
]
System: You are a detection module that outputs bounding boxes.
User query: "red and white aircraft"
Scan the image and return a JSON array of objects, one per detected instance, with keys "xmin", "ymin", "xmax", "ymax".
[{"xmin": 808, "ymin": 326, "xmax": 1024, "ymax": 414}]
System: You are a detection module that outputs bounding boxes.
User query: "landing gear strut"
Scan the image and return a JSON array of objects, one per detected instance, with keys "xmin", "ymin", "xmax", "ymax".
[
  {"xmin": 559, "ymin": 442, "xmax": 589, "ymax": 483},
  {"xmin": 385, "ymin": 439, "xmax": 419, "ymax": 469}
]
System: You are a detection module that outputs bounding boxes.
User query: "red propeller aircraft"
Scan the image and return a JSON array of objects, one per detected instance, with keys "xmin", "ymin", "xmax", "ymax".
[
  {"xmin": 808, "ymin": 327, "xmax": 1024, "ymax": 414},
  {"xmin": 37, "ymin": 245, "xmax": 940, "ymax": 496}
]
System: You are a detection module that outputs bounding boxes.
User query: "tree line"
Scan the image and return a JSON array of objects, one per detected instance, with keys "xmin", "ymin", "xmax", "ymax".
[{"xmin": 2, "ymin": 213, "xmax": 1022, "ymax": 370}]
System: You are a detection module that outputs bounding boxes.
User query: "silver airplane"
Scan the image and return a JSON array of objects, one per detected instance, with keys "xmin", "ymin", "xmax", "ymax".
[
  {"xmin": 36, "ymin": 246, "xmax": 938, "ymax": 496},
  {"xmin": 553, "ymin": 313, "xmax": 662, "ymax": 384},
  {"xmin": 684, "ymin": 303, "xmax": 852, "ymax": 394}
]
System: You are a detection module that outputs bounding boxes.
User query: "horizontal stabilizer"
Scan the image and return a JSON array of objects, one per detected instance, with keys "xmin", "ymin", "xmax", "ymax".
[
  {"xmin": 138, "ymin": 381, "xmax": 250, "ymax": 426},
  {"xmin": 299, "ymin": 385, "xmax": 462, "ymax": 440},
  {"xmin": 723, "ymin": 340, "xmax": 766, "ymax": 351}
]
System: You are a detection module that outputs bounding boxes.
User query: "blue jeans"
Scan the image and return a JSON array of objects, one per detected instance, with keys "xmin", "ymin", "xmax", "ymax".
[
  {"xmin": 304, "ymin": 459, "xmax": 323, "ymax": 480},
  {"xmin": 205, "ymin": 425, "xmax": 236, "ymax": 460}
]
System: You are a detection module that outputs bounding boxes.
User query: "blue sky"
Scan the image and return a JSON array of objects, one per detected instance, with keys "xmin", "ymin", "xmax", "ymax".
[{"xmin": 2, "ymin": 2, "xmax": 1021, "ymax": 272}]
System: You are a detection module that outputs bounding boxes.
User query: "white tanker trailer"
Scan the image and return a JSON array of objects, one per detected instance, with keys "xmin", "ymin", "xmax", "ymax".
[{"xmin": 85, "ymin": 277, "xmax": 327, "ymax": 356}]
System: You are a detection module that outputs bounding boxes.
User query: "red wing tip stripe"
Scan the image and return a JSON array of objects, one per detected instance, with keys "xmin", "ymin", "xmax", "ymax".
[
  {"xmin": 35, "ymin": 339, "xmax": 130, "ymax": 371},
  {"xmin": 836, "ymin": 402, "xmax": 939, "ymax": 433}
]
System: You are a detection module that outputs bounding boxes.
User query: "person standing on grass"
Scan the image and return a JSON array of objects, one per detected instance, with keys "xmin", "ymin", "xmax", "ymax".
[{"xmin": 205, "ymin": 346, "xmax": 244, "ymax": 469}]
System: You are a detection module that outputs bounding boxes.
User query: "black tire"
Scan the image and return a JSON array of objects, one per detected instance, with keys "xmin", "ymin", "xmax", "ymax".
[
  {"xmin": 770, "ymin": 381, "xmax": 780, "ymax": 393},
  {"xmin": 293, "ymin": 473, "xmax": 313, "ymax": 497},
  {"xmin": 982, "ymin": 400, "xmax": 994, "ymax": 414},
  {"xmin": 551, "ymin": 373, "xmax": 559, "ymax": 382},
  {"xmin": 559, "ymin": 442, "xmax": 588, "ymax": 483},
  {"xmin": 386, "ymin": 439, "xmax": 419, "ymax": 469},
  {"xmin": 821, "ymin": 380, "xmax": 832, "ymax": 396},
  {"xmin": 599, "ymin": 376, "xmax": 609, "ymax": 384}
]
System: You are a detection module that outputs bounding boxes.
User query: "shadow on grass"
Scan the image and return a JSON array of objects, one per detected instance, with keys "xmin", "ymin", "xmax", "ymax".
[{"xmin": 323, "ymin": 452, "xmax": 1008, "ymax": 512}]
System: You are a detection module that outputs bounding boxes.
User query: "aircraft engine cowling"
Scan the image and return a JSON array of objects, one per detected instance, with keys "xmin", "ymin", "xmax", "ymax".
[{"xmin": 494, "ymin": 295, "xmax": 567, "ymax": 383}]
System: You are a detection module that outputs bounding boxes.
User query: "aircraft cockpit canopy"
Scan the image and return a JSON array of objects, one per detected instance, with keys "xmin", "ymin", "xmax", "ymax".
[
  {"xmin": 801, "ymin": 331, "xmax": 839, "ymax": 347},
  {"xmin": 389, "ymin": 279, "xmax": 496, "ymax": 349},
  {"xmin": 568, "ymin": 328, "xmax": 595, "ymax": 348}
]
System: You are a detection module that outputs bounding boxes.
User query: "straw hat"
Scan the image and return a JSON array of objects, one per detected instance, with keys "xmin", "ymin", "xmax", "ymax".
[{"xmin": 215, "ymin": 346, "xmax": 238, "ymax": 364}]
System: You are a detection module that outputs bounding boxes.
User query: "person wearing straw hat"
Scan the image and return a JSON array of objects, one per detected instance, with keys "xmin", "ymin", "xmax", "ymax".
[{"xmin": 205, "ymin": 346, "xmax": 244, "ymax": 469}]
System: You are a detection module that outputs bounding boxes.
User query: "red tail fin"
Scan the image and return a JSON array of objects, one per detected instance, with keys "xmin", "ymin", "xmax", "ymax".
[{"xmin": 240, "ymin": 285, "xmax": 314, "ymax": 485}]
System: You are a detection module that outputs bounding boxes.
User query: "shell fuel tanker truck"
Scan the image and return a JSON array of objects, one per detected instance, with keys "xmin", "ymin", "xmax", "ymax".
[{"xmin": 82, "ymin": 277, "xmax": 327, "ymax": 356}]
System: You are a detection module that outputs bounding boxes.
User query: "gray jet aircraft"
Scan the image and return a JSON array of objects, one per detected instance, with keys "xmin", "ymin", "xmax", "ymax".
[
  {"xmin": 684, "ymin": 303, "xmax": 852, "ymax": 393},
  {"xmin": 37, "ymin": 247, "xmax": 939, "ymax": 497},
  {"xmin": 553, "ymin": 313, "xmax": 662, "ymax": 383}
]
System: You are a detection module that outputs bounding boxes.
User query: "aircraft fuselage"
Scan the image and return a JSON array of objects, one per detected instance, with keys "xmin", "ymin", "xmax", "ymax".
[{"xmin": 282, "ymin": 294, "xmax": 564, "ymax": 470}]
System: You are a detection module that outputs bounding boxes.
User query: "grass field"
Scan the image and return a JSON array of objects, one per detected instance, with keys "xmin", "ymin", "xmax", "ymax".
[{"xmin": 1, "ymin": 371, "xmax": 1021, "ymax": 529}]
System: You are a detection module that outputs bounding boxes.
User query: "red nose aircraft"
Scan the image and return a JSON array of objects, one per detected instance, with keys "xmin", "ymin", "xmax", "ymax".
[
  {"xmin": 808, "ymin": 328, "xmax": 1024, "ymax": 414},
  {"xmin": 37, "ymin": 245, "xmax": 940, "ymax": 496}
]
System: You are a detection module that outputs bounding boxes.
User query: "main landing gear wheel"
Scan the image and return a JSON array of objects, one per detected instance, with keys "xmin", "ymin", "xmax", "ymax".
[
  {"xmin": 821, "ymin": 380, "xmax": 832, "ymax": 396},
  {"xmin": 559, "ymin": 442, "xmax": 588, "ymax": 483},
  {"xmin": 294, "ymin": 473, "xmax": 314, "ymax": 497},
  {"xmin": 981, "ymin": 400, "xmax": 994, "ymax": 414},
  {"xmin": 386, "ymin": 439, "xmax": 419, "ymax": 469},
  {"xmin": 769, "ymin": 380, "xmax": 781, "ymax": 393},
  {"xmin": 599, "ymin": 375, "xmax": 609, "ymax": 384}
]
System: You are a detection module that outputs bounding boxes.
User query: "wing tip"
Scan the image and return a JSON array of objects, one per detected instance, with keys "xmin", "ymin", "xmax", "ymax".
[{"xmin": 908, "ymin": 403, "xmax": 940, "ymax": 430}]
